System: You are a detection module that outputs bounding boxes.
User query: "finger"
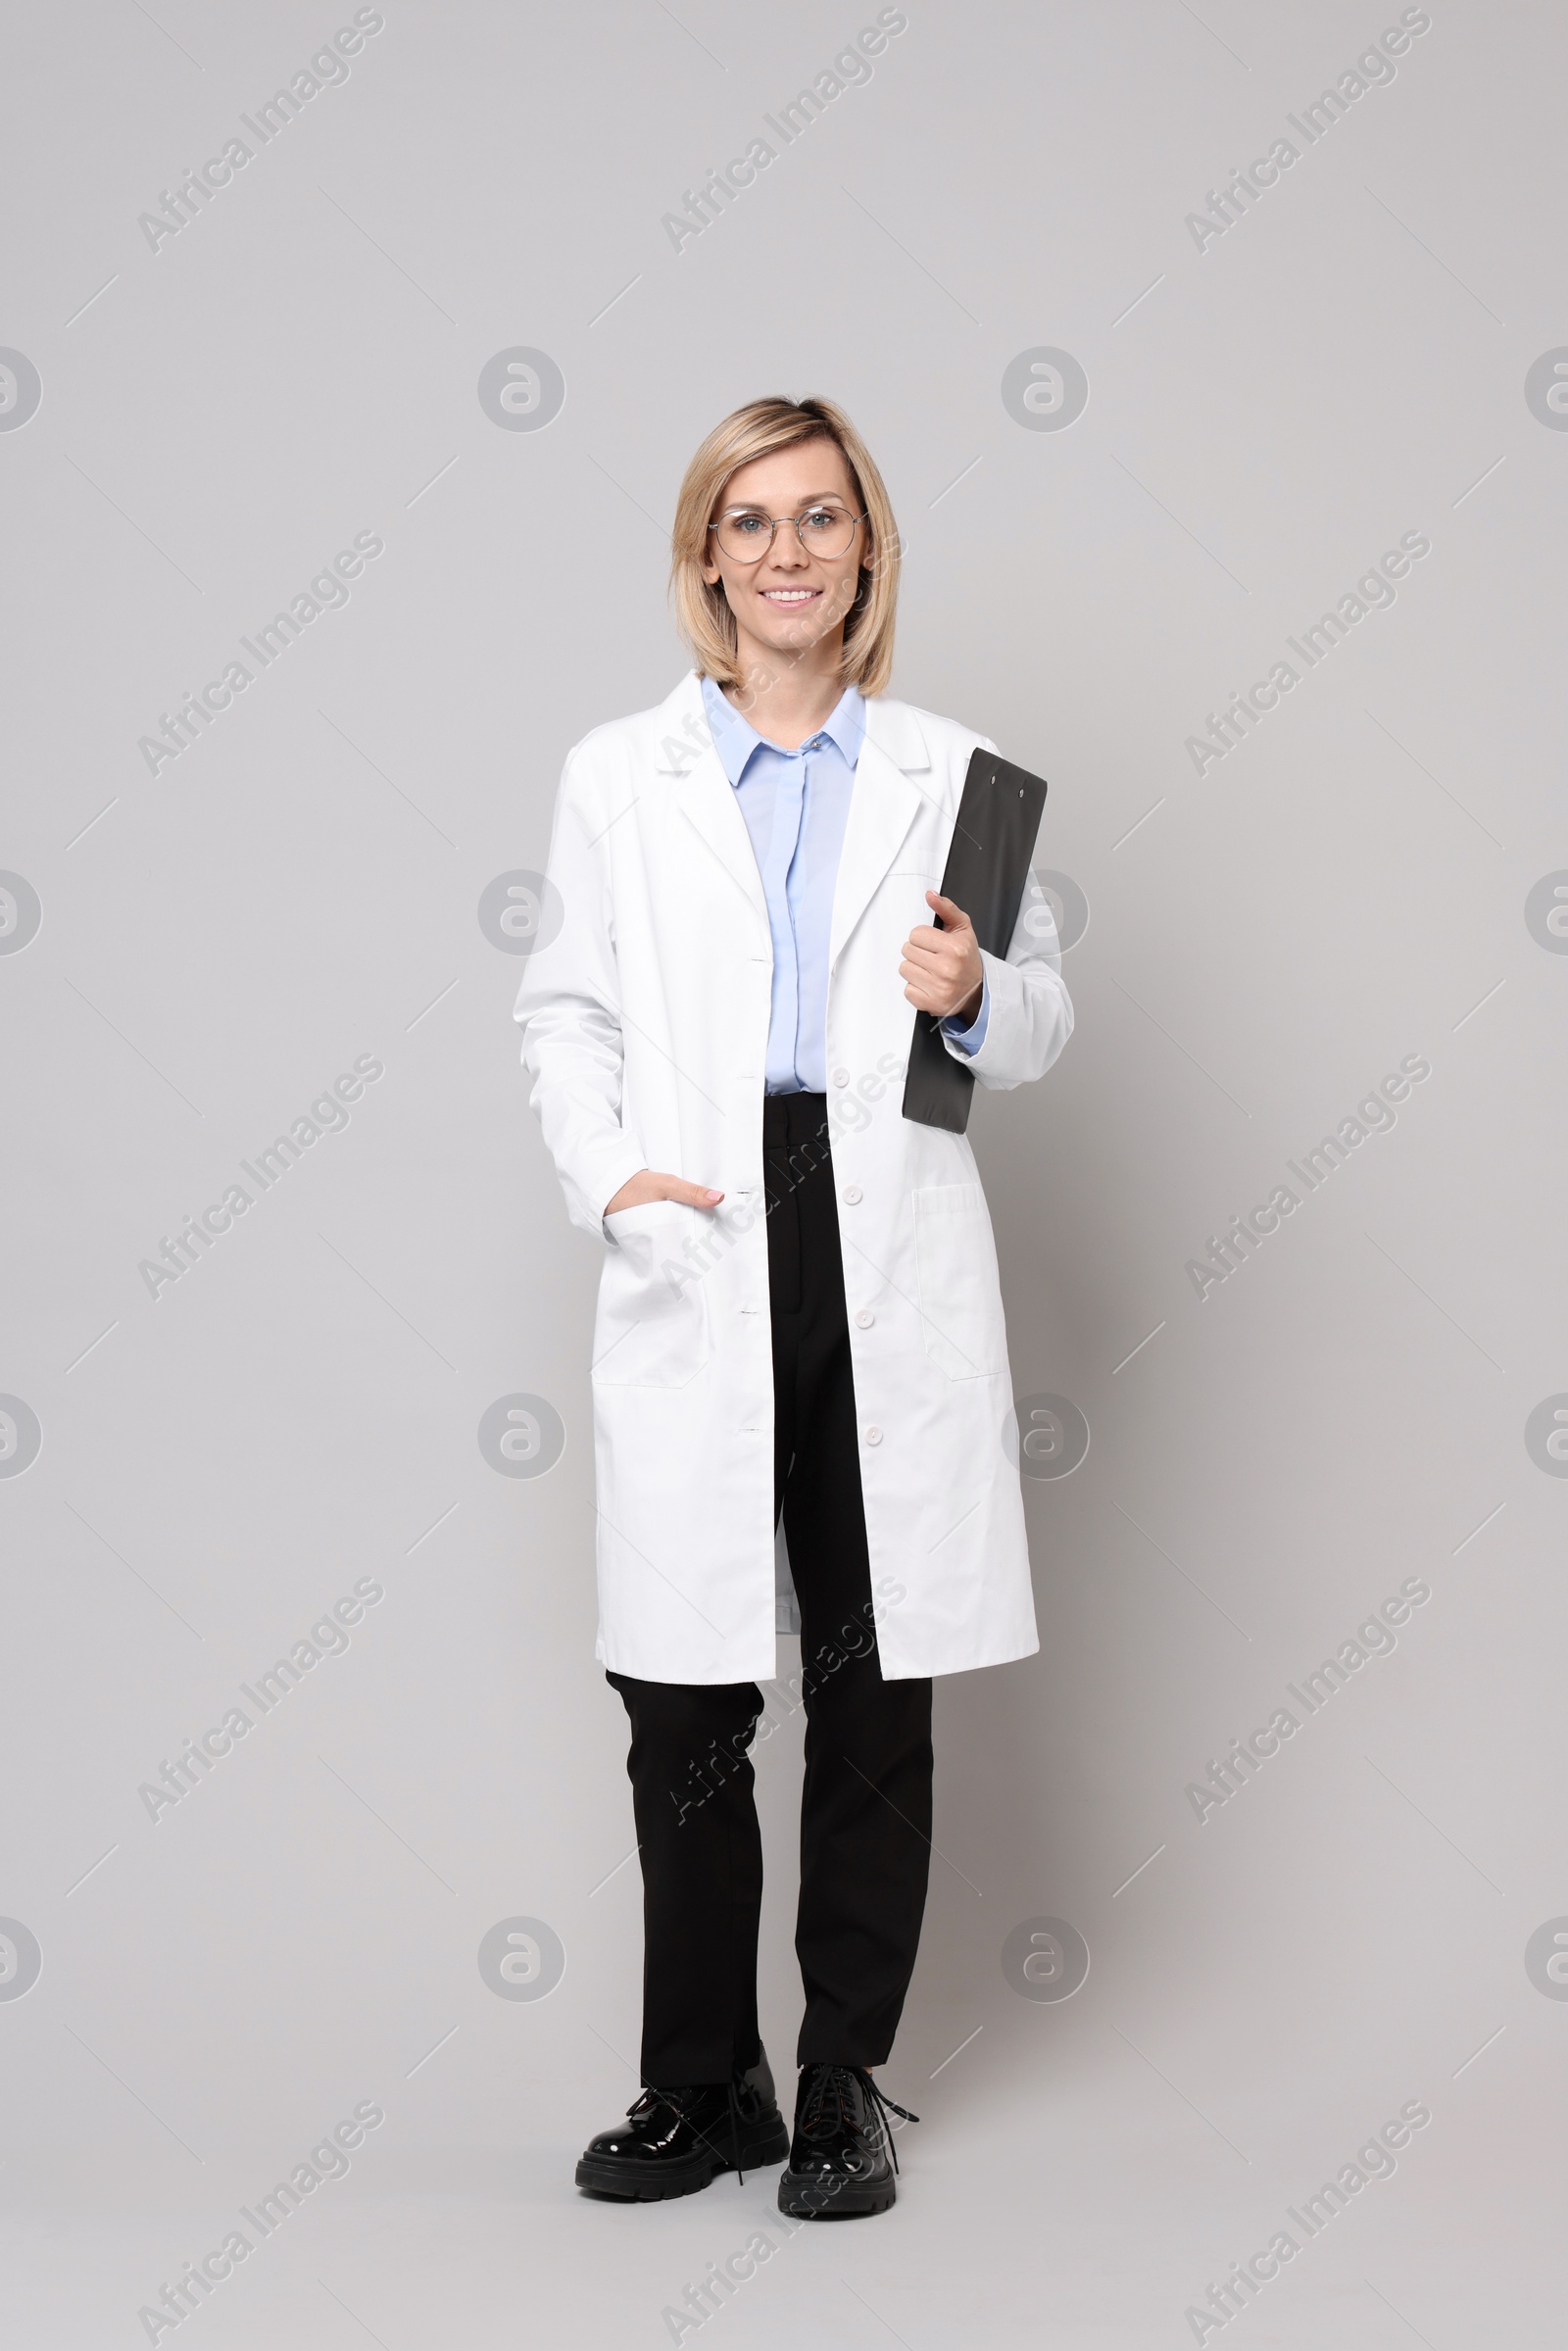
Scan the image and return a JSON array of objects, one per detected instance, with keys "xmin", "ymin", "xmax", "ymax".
[
  {"xmin": 904, "ymin": 929, "xmax": 961, "ymax": 961},
  {"xmin": 908, "ymin": 956, "xmax": 965, "ymax": 992},
  {"xmin": 927, "ymin": 891, "xmax": 973, "ymax": 931},
  {"xmin": 665, "ymin": 1177, "xmax": 724, "ymax": 1208}
]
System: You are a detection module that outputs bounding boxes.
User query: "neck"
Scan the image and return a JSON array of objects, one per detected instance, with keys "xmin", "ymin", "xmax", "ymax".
[{"xmin": 723, "ymin": 631, "xmax": 851, "ymax": 751}]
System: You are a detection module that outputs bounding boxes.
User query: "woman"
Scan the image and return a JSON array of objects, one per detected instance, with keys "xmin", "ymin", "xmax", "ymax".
[{"xmin": 514, "ymin": 395, "xmax": 1073, "ymax": 2217}]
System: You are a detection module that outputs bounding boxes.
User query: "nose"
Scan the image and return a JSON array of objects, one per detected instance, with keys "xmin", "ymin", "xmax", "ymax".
[{"xmin": 764, "ymin": 520, "xmax": 809, "ymax": 569}]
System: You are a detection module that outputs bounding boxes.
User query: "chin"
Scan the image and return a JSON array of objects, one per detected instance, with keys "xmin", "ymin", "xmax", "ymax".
[{"xmin": 758, "ymin": 610, "xmax": 830, "ymax": 649}]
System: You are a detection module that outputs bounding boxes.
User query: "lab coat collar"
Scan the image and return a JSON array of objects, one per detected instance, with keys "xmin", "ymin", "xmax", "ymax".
[{"xmin": 656, "ymin": 672, "xmax": 933, "ymax": 963}]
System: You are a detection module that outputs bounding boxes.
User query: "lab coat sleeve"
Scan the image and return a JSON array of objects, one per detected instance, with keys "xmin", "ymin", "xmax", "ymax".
[
  {"xmin": 513, "ymin": 751, "xmax": 651, "ymax": 1237},
  {"xmin": 942, "ymin": 752, "xmax": 1074, "ymax": 1090}
]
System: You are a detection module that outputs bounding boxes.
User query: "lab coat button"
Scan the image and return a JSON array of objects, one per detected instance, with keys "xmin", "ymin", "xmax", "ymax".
[
  {"xmin": 831, "ymin": 1067, "xmax": 850, "ymax": 1087},
  {"xmin": 855, "ymin": 1309, "xmax": 873, "ymax": 1329},
  {"xmin": 863, "ymin": 1425, "xmax": 883, "ymax": 1446},
  {"xmin": 843, "ymin": 1184, "xmax": 862, "ymax": 1204}
]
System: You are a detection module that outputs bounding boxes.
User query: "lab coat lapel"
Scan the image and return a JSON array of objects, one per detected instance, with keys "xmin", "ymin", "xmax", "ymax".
[
  {"xmin": 829, "ymin": 695, "xmax": 932, "ymax": 970},
  {"xmin": 661, "ymin": 675, "xmax": 770, "ymax": 936}
]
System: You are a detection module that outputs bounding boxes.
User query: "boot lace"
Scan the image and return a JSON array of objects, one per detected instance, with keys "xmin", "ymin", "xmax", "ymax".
[
  {"xmin": 799, "ymin": 2064, "xmax": 920, "ymax": 2175},
  {"xmin": 627, "ymin": 2081, "xmax": 759, "ymax": 2184}
]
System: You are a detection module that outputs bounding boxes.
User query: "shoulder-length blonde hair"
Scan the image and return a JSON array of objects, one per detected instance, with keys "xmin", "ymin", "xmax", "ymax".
[{"xmin": 670, "ymin": 396, "xmax": 901, "ymax": 699}]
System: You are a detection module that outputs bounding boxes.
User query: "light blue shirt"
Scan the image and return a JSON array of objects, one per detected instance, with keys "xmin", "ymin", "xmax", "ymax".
[{"xmin": 701, "ymin": 674, "xmax": 989, "ymax": 1093}]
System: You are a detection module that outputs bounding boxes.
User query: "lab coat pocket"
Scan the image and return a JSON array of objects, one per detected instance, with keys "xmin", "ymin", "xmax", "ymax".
[
  {"xmin": 594, "ymin": 1203, "xmax": 713, "ymax": 1388},
  {"xmin": 912, "ymin": 1183, "xmax": 1007, "ymax": 1380}
]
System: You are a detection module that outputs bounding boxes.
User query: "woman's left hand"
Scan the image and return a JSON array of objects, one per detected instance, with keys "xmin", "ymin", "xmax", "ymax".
[{"xmin": 900, "ymin": 891, "xmax": 984, "ymax": 1022}]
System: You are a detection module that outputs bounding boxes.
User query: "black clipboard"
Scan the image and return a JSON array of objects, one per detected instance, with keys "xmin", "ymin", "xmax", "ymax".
[{"xmin": 901, "ymin": 747, "xmax": 1048, "ymax": 1133}]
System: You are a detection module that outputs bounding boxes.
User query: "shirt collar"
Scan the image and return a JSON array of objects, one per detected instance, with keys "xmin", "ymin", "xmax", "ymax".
[{"xmin": 700, "ymin": 672, "xmax": 865, "ymax": 788}]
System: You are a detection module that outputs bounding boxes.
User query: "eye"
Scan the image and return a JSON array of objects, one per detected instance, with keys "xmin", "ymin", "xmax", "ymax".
[
  {"xmin": 801, "ymin": 508, "xmax": 840, "ymax": 535},
  {"xmin": 729, "ymin": 511, "xmax": 767, "ymax": 536}
]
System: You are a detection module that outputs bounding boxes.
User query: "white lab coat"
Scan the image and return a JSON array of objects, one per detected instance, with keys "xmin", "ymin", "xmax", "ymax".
[{"xmin": 514, "ymin": 670, "xmax": 1073, "ymax": 1683}]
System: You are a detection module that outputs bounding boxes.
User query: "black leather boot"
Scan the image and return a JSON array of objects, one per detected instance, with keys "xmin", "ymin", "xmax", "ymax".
[
  {"xmin": 777, "ymin": 2062, "xmax": 919, "ymax": 2218},
  {"xmin": 575, "ymin": 2048, "xmax": 789, "ymax": 2200}
]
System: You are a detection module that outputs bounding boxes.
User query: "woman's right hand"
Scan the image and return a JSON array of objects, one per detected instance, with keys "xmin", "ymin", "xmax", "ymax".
[{"xmin": 604, "ymin": 1169, "xmax": 724, "ymax": 1216}]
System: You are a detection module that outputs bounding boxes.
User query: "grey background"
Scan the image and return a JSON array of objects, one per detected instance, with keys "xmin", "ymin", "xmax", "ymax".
[{"xmin": 3, "ymin": 1, "xmax": 1564, "ymax": 2343}]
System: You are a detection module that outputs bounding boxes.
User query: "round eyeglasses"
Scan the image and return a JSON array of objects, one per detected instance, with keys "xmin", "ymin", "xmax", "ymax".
[{"xmin": 709, "ymin": 504, "xmax": 866, "ymax": 563}]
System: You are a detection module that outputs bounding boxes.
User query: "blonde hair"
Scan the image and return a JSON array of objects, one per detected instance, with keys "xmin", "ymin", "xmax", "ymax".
[{"xmin": 669, "ymin": 396, "xmax": 901, "ymax": 698}]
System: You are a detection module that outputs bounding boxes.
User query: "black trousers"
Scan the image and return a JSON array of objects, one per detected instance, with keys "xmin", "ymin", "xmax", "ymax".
[{"xmin": 608, "ymin": 1092, "xmax": 934, "ymax": 2086}]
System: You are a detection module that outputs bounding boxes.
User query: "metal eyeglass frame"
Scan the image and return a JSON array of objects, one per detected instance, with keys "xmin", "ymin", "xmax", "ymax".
[{"xmin": 708, "ymin": 505, "xmax": 867, "ymax": 563}]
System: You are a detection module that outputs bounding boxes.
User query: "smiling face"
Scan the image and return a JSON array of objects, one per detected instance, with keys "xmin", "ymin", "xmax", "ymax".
[{"xmin": 701, "ymin": 437, "xmax": 869, "ymax": 680}]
